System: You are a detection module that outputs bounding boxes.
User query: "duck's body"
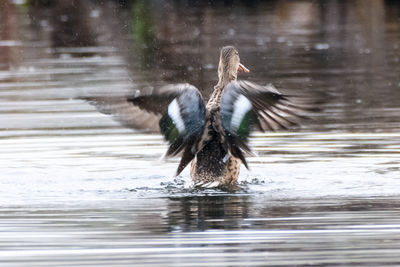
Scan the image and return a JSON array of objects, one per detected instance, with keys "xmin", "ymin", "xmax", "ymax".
[
  {"xmin": 190, "ymin": 107, "xmax": 242, "ymax": 186},
  {"xmin": 89, "ymin": 46, "xmax": 307, "ymax": 188},
  {"xmin": 190, "ymin": 71, "xmax": 242, "ymax": 186}
]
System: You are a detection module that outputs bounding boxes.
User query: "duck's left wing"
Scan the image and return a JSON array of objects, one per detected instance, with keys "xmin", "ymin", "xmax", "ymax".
[{"xmin": 220, "ymin": 80, "xmax": 308, "ymax": 168}]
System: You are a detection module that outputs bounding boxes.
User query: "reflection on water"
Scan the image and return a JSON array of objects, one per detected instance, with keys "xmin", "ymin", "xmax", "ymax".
[
  {"xmin": 1, "ymin": 0, "xmax": 400, "ymax": 266},
  {"xmin": 2, "ymin": 196, "xmax": 400, "ymax": 266}
]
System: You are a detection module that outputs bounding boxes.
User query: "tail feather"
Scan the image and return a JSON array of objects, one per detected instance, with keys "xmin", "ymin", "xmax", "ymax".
[{"xmin": 176, "ymin": 146, "xmax": 195, "ymax": 176}]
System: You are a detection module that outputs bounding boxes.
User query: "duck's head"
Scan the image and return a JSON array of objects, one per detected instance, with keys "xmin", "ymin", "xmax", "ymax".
[{"xmin": 218, "ymin": 46, "xmax": 249, "ymax": 85}]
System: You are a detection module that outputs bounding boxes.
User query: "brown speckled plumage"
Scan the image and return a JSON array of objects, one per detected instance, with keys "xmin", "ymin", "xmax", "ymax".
[{"xmin": 190, "ymin": 46, "xmax": 244, "ymax": 187}]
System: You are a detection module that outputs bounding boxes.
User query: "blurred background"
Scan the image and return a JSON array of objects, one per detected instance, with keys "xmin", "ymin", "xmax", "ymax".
[
  {"xmin": 1, "ymin": 0, "xmax": 400, "ymax": 266},
  {"xmin": 1, "ymin": 0, "xmax": 400, "ymax": 132}
]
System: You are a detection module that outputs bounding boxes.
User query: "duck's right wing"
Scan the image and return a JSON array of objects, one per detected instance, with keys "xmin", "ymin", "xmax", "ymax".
[
  {"xmin": 86, "ymin": 83, "xmax": 206, "ymax": 175},
  {"xmin": 85, "ymin": 94, "xmax": 162, "ymax": 132}
]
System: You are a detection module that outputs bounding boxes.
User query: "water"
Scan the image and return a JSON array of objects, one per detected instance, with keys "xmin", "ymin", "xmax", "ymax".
[{"xmin": 1, "ymin": 0, "xmax": 400, "ymax": 265}]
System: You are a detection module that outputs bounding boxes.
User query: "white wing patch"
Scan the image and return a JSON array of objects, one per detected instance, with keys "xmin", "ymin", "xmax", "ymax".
[
  {"xmin": 168, "ymin": 98, "xmax": 186, "ymax": 133},
  {"xmin": 231, "ymin": 95, "xmax": 252, "ymax": 132},
  {"xmin": 222, "ymin": 153, "xmax": 230, "ymax": 163}
]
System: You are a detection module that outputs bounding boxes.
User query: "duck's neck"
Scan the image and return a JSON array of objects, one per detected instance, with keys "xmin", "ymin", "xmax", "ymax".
[
  {"xmin": 207, "ymin": 71, "xmax": 237, "ymax": 108},
  {"xmin": 215, "ymin": 71, "xmax": 237, "ymax": 90}
]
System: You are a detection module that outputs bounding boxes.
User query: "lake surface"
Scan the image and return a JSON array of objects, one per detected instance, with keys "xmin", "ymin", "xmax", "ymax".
[{"xmin": 1, "ymin": 0, "xmax": 400, "ymax": 266}]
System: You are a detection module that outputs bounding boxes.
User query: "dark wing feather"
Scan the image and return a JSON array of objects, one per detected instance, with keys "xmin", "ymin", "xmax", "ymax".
[
  {"xmin": 127, "ymin": 84, "xmax": 188, "ymax": 115},
  {"xmin": 85, "ymin": 83, "xmax": 206, "ymax": 176},
  {"xmin": 156, "ymin": 84, "xmax": 206, "ymax": 175},
  {"xmin": 220, "ymin": 80, "xmax": 309, "ymax": 165},
  {"xmin": 85, "ymin": 84, "xmax": 197, "ymax": 132},
  {"xmin": 152, "ymin": 84, "xmax": 205, "ymax": 151},
  {"xmin": 85, "ymin": 95, "xmax": 162, "ymax": 132}
]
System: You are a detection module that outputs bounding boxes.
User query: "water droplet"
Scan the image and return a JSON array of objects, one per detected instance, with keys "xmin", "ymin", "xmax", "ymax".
[
  {"xmin": 315, "ymin": 43, "xmax": 330, "ymax": 50},
  {"xmin": 0, "ymin": 40, "xmax": 22, "ymax": 46},
  {"xmin": 193, "ymin": 27, "xmax": 200, "ymax": 36},
  {"xmin": 277, "ymin": 36, "xmax": 285, "ymax": 43},
  {"xmin": 90, "ymin": 10, "xmax": 100, "ymax": 18},
  {"xmin": 60, "ymin": 53, "xmax": 71, "ymax": 59},
  {"xmin": 359, "ymin": 48, "xmax": 371, "ymax": 54},
  {"xmin": 40, "ymin": 20, "xmax": 49, "ymax": 27},
  {"xmin": 12, "ymin": 0, "xmax": 26, "ymax": 4},
  {"xmin": 60, "ymin": 15, "xmax": 69, "ymax": 22},
  {"xmin": 256, "ymin": 38, "xmax": 264, "ymax": 46}
]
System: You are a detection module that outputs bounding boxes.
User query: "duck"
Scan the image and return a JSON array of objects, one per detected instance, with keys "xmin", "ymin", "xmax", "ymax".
[{"xmin": 88, "ymin": 46, "xmax": 307, "ymax": 188}]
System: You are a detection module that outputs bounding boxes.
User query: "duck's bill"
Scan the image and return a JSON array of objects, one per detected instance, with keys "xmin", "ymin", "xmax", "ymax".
[{"xmin": 238, "ymin": 63, "xmax": 250, "ymax": 73}]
